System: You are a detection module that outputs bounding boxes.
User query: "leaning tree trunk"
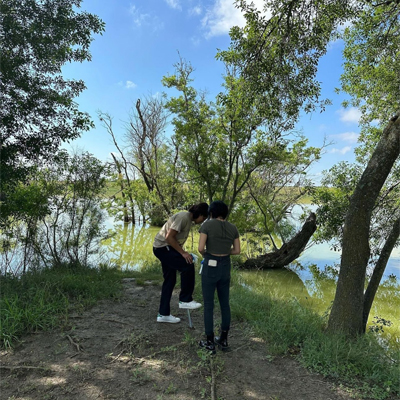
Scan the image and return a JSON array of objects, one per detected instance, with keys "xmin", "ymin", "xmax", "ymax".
[
  {"xmin": 362, "ymin": 215, "xmax": 400, "ymax": 332},
  {"xmin": 327, "ymin": 112, "xmax": 400, "ymax": 337},
  {"xmin": 241, "ymin": 212, "xmax": 317, "ymax": 269}
]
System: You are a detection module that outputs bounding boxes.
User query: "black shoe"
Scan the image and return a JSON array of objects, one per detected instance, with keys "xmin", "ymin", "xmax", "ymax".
[
  {"xmin": 199, "ymin": 335, "xmax": 216, "ymax": 354},
  {"xmin": 214, "ymin": 336, "xmax": 229, "ymax": 351},
  {"xmin": 215, "ymin": 330, "xmax": 230, "ymax": 351}
]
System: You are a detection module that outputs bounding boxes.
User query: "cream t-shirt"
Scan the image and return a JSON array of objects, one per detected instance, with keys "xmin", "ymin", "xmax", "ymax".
[{"xmin": 153, "ymin": 211, "xmax": 193, "ymax": 248}]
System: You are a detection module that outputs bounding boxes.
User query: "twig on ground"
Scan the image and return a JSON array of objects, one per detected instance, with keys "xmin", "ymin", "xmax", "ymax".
[
  {"xmin": 108, "ymin": 350, "xmax": 126, "ymax": 363},
  {"xmin": 231, "ymin": 343, "xmax": 251, "ymax": 352},
  {"xmin": 134, "ymin": 341, "xmax": 187, "ymax": 362},
  {"xmin": 97, "ymin": 318, "xmax": 131, "ymax": 326},
  {"xmin": 210, "ymin": 357, "xmax": 217, "ymax": 400},
  {"xmin": 66, "ymin": 335, "xmax": 84, "ymax": 352},
  {"xmin": 0, "ymin": 365, "xmax": 48, "ymax": 371}
]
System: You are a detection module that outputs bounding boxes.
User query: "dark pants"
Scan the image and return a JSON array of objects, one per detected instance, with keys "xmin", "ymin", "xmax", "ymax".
[
  {"xmin": 153, "ymin": 246, "xmax": 195, "ymax": 316},
  {"xmin": 201, "ymin": 254, "xmax": 231, "ymax": 336}
]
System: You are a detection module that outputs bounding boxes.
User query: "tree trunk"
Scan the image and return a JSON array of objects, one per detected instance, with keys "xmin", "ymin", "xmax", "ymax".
[
  {"xmin": 111, "ymin": 153, "xmax": 130, "ymax": 223},
  {"xmin": 362, "ymin": 215, "xmax": 400, "ymax": 332},
  {"xmin": 241, "ymin": 212, "xmax": 317, "ymax": 269},
  {"xmin": 327, "ymin": 112, "xmax": 400, "ymax": 336}
]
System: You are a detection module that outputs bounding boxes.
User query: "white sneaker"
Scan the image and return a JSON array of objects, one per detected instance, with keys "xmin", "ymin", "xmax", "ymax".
[
  {"xmin": 179, "ymin": 300, "xmax": 202, "ymax": 309},
  {"xmin": 157, "ymin": 314, "xmax": 181, "ymax": 323}
]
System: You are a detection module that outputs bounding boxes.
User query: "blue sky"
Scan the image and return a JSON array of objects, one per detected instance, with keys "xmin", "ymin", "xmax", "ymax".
[{"xmin": 63, "ymin": 0, "xmax": 362, "ymax": 183}]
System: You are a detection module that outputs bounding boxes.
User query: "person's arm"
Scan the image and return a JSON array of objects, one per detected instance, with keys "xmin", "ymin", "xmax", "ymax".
[
  {"xmin": 230, "ymin": 237, "xmax": 241, "ymax": 255},
  {"xmin": 198, "ymin": 232, "xmax": 207, "ymax": 256},
  {"xmin": 166, "ymin": 228, "xmax": 193, "ymax": 263}
]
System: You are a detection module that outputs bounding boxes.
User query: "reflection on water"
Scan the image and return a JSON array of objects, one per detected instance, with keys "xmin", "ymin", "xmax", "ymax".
[
  {"xmin": 299, "ymin": 240, "xmax": 400, "ymax": 279},
  {"xmin": 101, "ymin": 222, "xmax": 400, "ymax": 348},
  {"xmin": 102, "ymin": 223, "xmax": 160, "ymax": 270}
]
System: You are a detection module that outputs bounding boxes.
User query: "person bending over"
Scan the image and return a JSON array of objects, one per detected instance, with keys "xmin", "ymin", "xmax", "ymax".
[{"xmin": 153, "ymin": 203, "xmax": 209, "ymax": 323}]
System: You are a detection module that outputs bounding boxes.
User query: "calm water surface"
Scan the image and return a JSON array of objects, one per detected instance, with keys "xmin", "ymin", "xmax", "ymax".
[{"xmin": 101, "ymin": 222, "xmax": 400, "ymax": 348}]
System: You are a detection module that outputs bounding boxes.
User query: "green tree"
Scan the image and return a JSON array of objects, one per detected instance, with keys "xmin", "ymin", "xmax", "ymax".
[
  {"xmin": 162, "ymin": 57, "xmax": 222, "ymax": 204},
  {"xmin": 217, "ymin": 0, "xmax": 351, "ymax": 127},
  {"xmin": 340, "ymin": 1, "xmax": 400, "ymax": 126},
  {"xmin": 246, "ymin": 136, "xmax": 322, "ymax": 249},
  {"xmin": 0, "ymin": 0, "xmax": 105, "ymax": 219},
  {"xmin": 325, "ymin": 0, "xmax": 400, "ymax": 336},
  {"xmin": 0, "ymin": 151, "xmax": 108, "ymax": 274},
  {"xmin": 313, "ymin": 156, "xmax": 400, "ymax": 333},
  {"xmin": 99, "ymin": 94, "xmax": 190, "ymax": 226},
  {"xmin": 162, "ymin": 56, "xmax": 302, "ymax": 215},
  {"xmin": 125, "ymin": 96, "xmax": 189, "ymax": 221},
  {"xmin": 228, "ymin": 0, "xmax": 400, "ymax": 336},
  {"xmin": 327, "ymin": 114, "xmax": 400, "ymax": 335},
  {"xmin": 34, "ymin": 151, "xmax": 108, "ymax": 269}
]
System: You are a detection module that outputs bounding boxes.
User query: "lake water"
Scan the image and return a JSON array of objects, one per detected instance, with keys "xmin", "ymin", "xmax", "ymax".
[
  {"xmin": 101, "ymin": 221, "xmax": 400, "ymax": 348},
  {"xmin": 101, "ymin": 220, "xmax": 400, "ymax": 279}
]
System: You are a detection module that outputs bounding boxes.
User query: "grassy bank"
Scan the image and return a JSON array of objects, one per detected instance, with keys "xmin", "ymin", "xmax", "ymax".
[
  {"xmin": 0, "ymin": 264, "xmax": 161, "ymax": 349},
  {"xmin": 1, "ymin": 264, "xmax": 398, "ymax": 399},
  {"xmin": 228, "ymin": 267, "xmax": 399, "ymax": 400}
]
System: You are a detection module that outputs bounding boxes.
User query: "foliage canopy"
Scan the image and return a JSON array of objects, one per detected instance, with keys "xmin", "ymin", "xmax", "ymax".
[{"xmin": 0, "ymin": 0, "xmax": 105, "ymax": 210}]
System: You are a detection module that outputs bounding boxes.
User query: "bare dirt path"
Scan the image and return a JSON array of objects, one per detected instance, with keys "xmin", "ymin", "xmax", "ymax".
[{"xmin": 0, "ymin": 279, "xmax": 361, "ymax": 400}]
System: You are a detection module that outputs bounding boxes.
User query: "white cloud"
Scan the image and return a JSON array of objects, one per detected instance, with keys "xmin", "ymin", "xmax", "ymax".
[
  {"xmin": 165, "ymin": 0, "xmax": 182, "ymax": 10},
  {"xmin": 129, "ymin": 5, "xmax": 164, "ymax": 32},
  {"xmin": 202, "ymin": 0, "xmax": 268, "ymax": 38},
  {"xmin": 191, "ymin": 36, "xmax": 201, "ymax": 46},
  {"xmin": 330, "ymin": 131, "xmax": 359, "ymax": 143},
  {"xmin": 337, "ymin": 107, "xmax": 362, "ymax": 124},
  {"xmin": 129, "ymin": 5, "xmax": 150, "ymax": 27},
  {"xmin": 318, "ymin": 124, "xmax": 328, "ymax": 131},
  {"xmin": 330, "ymin": 146, "xmax": 352, "ymax": 155},
  {"xmin": 126, "ymin": 81, "xmax": 137, "ymax": 89},
  {"xmin": 189, "ymin": 6, "xmax": 202, "ymax": 16}
]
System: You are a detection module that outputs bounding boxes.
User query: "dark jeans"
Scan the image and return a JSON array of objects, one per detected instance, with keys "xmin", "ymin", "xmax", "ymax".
[
  {"xmin": 153, "ymin": 246, "xmax": 195, "ymax": 316},
  {"xmin": 201, "ymin": 253, "xmax": 231, "ymax": 336}
]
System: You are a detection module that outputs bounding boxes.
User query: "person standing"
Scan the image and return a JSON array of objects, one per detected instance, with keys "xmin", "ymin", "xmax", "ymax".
[
  {"xmin": 153, "ymin": 203, "xmax": 209, "ymax": 323},
  {"xmin": 198, "ymin": 201, "xmax": 240, "ymax": 352}
]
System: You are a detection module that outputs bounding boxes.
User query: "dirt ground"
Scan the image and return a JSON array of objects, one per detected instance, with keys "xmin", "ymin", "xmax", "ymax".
[{"xmin": 0, "ymin": 279, "xmax": 374, "ymax": 400}]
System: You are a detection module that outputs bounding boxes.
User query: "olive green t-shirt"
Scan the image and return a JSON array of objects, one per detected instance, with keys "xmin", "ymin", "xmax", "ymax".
[
  {"xmin": 153, "ymin": 211, "xmax": 193, "ymax": 248},
  {"xmin": 199, "ymin": 219, "xmax": 239, "ymax": 255}
]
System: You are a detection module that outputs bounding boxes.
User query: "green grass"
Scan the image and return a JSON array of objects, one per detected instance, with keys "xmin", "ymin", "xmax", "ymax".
[
  {"xmin": 0, "ymin": 262, "xmax": 162, "ymax": 349},
  {"xmin": 300, "ymin": 333, "xmax": 399, "ymax": 399}
]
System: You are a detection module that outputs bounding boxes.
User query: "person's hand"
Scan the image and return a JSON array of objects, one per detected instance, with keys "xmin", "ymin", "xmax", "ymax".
[{"xmin": 182, "ymin": 251, "xmax": 193, "ymax": 264}]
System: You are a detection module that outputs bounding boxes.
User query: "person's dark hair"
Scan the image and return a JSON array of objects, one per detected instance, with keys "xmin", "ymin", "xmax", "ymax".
[
  {"xmin": 188, "ymin": 202, "xmax": 209, "ymax": 219},
  {"xmin": 208, "ymin": 200, "xmax": 228, "ymax": 220}
]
